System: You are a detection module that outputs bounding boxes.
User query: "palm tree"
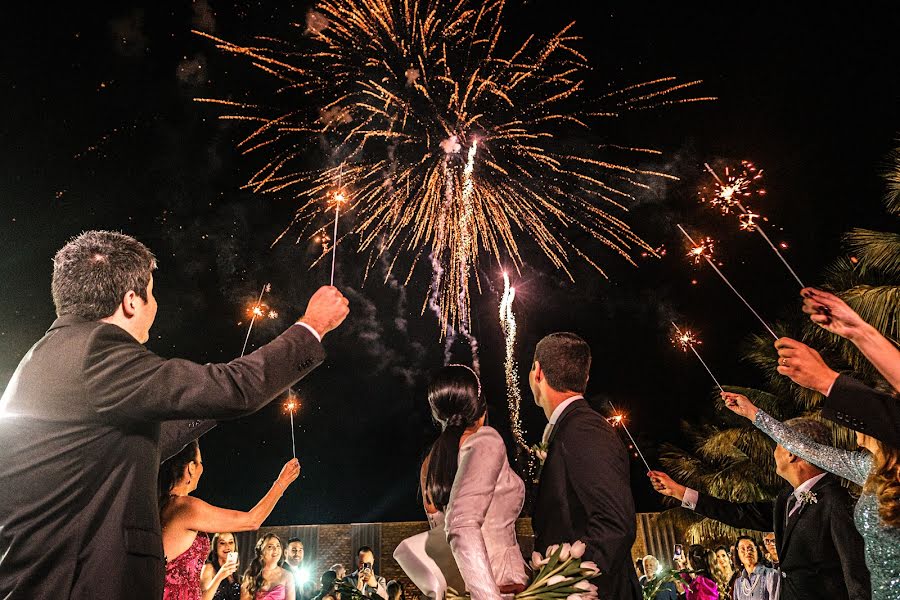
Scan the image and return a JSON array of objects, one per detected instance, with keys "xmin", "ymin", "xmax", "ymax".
[{"xmin": 657, "ymin": 142, "xmax": 900, "ymax": 546}]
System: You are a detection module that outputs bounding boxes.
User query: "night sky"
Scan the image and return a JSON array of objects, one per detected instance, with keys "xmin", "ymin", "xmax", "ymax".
[{"xmin": 2, "ymin": 2, "xmax": 898, "ymax": 524}]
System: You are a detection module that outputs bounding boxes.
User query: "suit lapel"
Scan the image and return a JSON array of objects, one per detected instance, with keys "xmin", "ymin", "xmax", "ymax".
[{"xmin": 779, "ymin": 475, "xmax": 831, "ymax": 556}]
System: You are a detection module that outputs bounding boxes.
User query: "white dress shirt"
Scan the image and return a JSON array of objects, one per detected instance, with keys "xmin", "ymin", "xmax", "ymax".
[
  {"xmin": 294, "ymin": 321, "xmax": 322, "ymax": 342},
  {"xmin": 541, "ymin": 395, "xmax": 584, "ymax": 444}
]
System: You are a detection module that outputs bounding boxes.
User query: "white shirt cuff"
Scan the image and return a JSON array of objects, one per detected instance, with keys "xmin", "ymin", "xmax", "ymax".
[
  {"xmin": 682, "ymin": 488, "xmax": 699, "ymax": 510},
  {"xmin": 824, "ymin": 378, "xmax": 836, "ymax": 397},
  {"xmin": 294, "ymin": 321, "xmax": 322, "ymax": 342}
]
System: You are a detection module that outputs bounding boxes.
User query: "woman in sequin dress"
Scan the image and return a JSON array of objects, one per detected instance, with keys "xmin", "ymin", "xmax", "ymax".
[
  {"xmin": 723, "ymin": 391, "xmax": 900, "ymax": 599},
  {"xmin": 158, "ymin": 441, "xmax": 300, "ymax": 600},
  {"xmin": 240, "ymin": 533, "xmax": 295, "ymax": 600},
  {"xmin": 201, "ymin": 532, "xmax": 242, "ymax": 600}
]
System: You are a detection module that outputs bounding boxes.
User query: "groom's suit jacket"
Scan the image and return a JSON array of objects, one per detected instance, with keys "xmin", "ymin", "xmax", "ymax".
[
  {"xmin": 693, "ymin": 473, "xmax": 870, "ymax": 600},
  {"xmin": 532, "ymin": 399, "xmax": 641, "ymax": 600},
  {"xmin": 0, "ymin": 314, "xmax": 324, "ymax": 600}
]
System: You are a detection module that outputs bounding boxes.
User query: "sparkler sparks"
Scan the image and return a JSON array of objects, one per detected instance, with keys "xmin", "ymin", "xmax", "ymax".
[
  {"xmin": 670, "ymin": 322, "xmax": 724, "ymax": 392},
  {"xmin": 241, "ymin": 283, "xmax": 272, "ymax": 356},
  {"xmin": 195, "ymin": 0, "xmax": 713, "ymax": 333},
  {"xmin": 284, "ymin": 394, "xmax": 299, "ymax": 458},
  {"xmin": 687, "ymin": 237, "xmax": 716, "ymax": 265},
  {"xmin": 700, "ymin": 162, "xmax": 805, "ymax": 287},
  {"xmin": 499, "ymin": 271, "xmax": 528, "ymax": 452},
  {"xmin": 606, "ymin": 402, "xmax": 651, "ymax": 472},
  {"xmin": 677, "ymin": 224, "xmax": 778, "ymax": 340}
]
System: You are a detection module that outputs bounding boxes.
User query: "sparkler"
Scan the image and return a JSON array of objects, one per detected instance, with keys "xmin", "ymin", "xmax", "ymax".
[
  {"xmin": 499, "ymin": 271, "xmax": 528, "ymax": 451},
  {"xmin": 607, "ymin": 401, "xmax": 651, "ymax": 472},
  {"xmin": 284, "ymin": 394, "xmax": 299, "ymax": 459},
  {"xmin": 195, "ymin": 0, "xmax": 713, "ymax": 333},
  {"xmin": 670, "ymin": 322, "xmax": 724, "ymax": 392},
  {"xmin": 241, "ymin": 283, "xmax": 272, "ymax": 356},
  {"xmin": 701, "ymin": 162, "xmax": 805, "ymax": 288},
  {"xmin": 330, "ymin": 189, "xmax": 345, "ymax": 286},
  {"xmin": 677, "ymin": 224, "xmax": 778, "ymax": 340}
]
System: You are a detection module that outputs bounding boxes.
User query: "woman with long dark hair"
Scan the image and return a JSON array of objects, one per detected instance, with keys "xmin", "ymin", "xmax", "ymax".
[
  {"xmin": 158, "ymin": 441, "xmax": 300, "ymax": 600},
  {"xmin": 240, "ymin": 533, "xmax": 295, "ymax": 600},
  {"xmin": 683, "ymin": 545, "xmax": 718, "ymax": 600},
  {"xmin": 394, "ymin": 365, "xmax": 527, "ymax": 600},
  {"xmin": 200, "ymin": 532, "xmax": 241, "ymax": 600}
]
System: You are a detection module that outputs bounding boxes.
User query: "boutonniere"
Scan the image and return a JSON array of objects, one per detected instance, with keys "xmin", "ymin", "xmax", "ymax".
[
  {"xmin": 531, "ymin": 442, "xmax": 549, "ymax": 464},
  {"xmin": 797, "ymin": 490, "xmax": 818, "ymax": 506}
]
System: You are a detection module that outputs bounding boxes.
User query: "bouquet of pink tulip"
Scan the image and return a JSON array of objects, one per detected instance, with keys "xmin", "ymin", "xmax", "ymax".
[{"xmin": 518, "ymin": 541, "xmax": 599, "ymax": 600}]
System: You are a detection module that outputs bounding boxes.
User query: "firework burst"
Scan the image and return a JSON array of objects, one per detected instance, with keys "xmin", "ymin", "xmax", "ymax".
[{"xmin": 196, "ymin": 0, "xmax": 713, "ymax": 332}]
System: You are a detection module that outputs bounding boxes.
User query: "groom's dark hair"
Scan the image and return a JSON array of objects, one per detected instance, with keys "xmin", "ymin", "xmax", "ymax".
[{"xmin": 533, "ymin": 332, "xmax": 591, "ymax": 393}]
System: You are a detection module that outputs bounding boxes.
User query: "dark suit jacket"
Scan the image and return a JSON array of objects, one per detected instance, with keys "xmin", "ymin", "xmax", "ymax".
[
  {"xmin": 0, "ymin": 315, "xmax": 324, "ymax": 600},
  {"xmin": 693, "ymin": 474, "xmax": 870, "ymax": 600},
  {"xmin": 532, "ymin": 399, "xmax": 641, "ymax": 600},
  {"xmin": 822, "ymin": 374, "xmax": 900, "ymax": 447}
]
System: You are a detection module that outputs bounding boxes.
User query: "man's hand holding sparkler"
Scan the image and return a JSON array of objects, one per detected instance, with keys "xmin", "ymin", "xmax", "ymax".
[
  {"xmin": 774, "ymin": 337, "xmax": 839, "ymax": 396},
  {"xmin": 647, "ymin": 471, "xmax": 686, "ymax": 502},
  {"xmin": 801, "ymin": 287, "xmax": 900, "ymax": 393},
  {"xmin": 298, "ymin": 286, "xmax": 350, "ymax": 338}
]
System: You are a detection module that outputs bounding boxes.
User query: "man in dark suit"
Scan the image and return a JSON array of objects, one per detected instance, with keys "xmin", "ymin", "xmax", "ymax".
[
  {"xmin": 0, "ymin": 231, "xmax": 349, "ymax": 600},
  {"xmin": 649, "ymin": 416, "xmax": 870, "ymax": 600},
  {"xmin": 529, "ymin": 332, "xmax": 641, "ymax": 600}
]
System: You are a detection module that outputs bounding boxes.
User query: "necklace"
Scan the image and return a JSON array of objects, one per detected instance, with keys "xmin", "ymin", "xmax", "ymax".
[{"xmin": 739, "ymin": 570, "xmax": 761, "ymax": 597}]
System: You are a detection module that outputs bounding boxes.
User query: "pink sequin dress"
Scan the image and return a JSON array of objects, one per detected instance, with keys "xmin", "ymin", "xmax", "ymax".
[{"xmin": 164, "ymin": 533, "xmax": 211, "ymax": 600}]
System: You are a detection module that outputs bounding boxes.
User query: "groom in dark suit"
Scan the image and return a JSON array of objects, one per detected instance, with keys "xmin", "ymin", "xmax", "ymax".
[
  {"xmin": 529, "ymin": 333, "xmax": 641, "ymax": 600},
  {"xmin": 0, "ymin": 231, "xmax": 349, "ymax": 600},
  {"xmin": 649, "ymin": 415, "xmax": 870, "ymax": 600}
]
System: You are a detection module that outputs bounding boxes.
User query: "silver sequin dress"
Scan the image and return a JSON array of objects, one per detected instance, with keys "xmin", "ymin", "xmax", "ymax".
[{"xmin": 755, "ymin": 410, "xmax": 900, "ymax": 599}]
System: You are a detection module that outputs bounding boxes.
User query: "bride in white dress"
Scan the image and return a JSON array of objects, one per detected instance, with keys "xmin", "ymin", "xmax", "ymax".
[{"xmin": 394, "ymin": 365, "xmax": 528, "ymax": 600}]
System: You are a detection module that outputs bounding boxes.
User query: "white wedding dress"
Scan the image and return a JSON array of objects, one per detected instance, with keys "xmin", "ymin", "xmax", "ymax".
[{"xmin": 394, "ymin": 426, "xmax": 528, "ymax": 600}]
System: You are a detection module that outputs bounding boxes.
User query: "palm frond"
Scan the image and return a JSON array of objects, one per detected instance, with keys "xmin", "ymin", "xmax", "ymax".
[
  {"xmin": 842, "ymin": 228, "xmax": 900, "ymax": 280},
  {"xmin": 882, "ymin": 142, "xmax": 900, "ymax": 215}
]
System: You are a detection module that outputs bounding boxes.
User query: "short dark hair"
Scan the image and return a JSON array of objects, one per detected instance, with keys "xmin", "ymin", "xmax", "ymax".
[
  {"xmin": 51, "ymin": 230, "xmax": 157, "ymax": 320},
  {"xmin": 288, "ymin": 537, "xmax": 303, "ymax": 546},
  {"xmin": 533, "ymin": 332, "xmax": 591, "ymax": 393},
  {"xmin": 357, "ymin": 545, "xmax": 374, "ymax": 556},
  {"xmin": 784, "ymin": 416, "xmax": 832, "ymax": 445}
]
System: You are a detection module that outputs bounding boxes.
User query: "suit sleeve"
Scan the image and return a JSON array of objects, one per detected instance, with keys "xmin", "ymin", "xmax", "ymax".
[
  {"xmin": 82, "ymin": 323, "xmax": 325, "ymax": 421},
  {"xmin": 559, "ymin": 414, "xmax": 636, "ymax": 572},
  {"xmin": 444, "ymin": 428, "xmax": 505, "ymax": 600},
  {"xmin": 159, "ymin": 419, "xmax": 217, "ymax": 461},
  {"xmin": 822, "ymin": 374, "xmax": 900, "ymax": 447},
  {"xmin": 829, "ymin": 493, "xmax": 871, "ymax": 600},
  {"xmin": 693, "ymin": 494, "xmax": 774, "ymax": 532}
]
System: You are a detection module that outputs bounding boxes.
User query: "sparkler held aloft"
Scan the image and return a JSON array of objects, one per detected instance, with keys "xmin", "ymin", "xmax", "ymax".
[{"xmin": 677, "ymin": 223, "xmax": 778, "ymax": 340}]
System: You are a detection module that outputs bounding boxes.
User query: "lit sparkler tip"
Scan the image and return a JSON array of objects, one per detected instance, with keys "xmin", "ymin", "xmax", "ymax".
[
  {"xmin": 670, "ymin": 325, "xmax": 702, "ymax": 352},
  {"xmin": 687, "ymin": 237, "xmax": 716, "ymax": 264},
  {"xmin": 252, "ymin": 306, "xmax": 264, "ymax": 317}
]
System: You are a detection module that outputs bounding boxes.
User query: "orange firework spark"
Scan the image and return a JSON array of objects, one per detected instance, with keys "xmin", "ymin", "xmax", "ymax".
[{"xmin": 196, "ymin": 0, "xmax": 713, "ymax": 332}]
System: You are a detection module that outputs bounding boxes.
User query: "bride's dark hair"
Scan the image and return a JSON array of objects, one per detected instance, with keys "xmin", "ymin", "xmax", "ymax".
[{"xmin": 424, "ymin": 365, "xmax": 486, "ymax": 510}]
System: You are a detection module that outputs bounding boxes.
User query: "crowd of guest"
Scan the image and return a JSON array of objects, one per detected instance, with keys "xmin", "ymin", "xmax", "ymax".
[
  {"xmin": 637, "ymin": 535, "xmax": 780, "ymax": 600},
  {"xmin": 163, "ymin": 532, "xmax": 402, "ymax": 600}
]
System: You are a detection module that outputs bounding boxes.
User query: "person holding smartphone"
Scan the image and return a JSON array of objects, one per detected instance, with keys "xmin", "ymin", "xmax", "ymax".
[
  {"xmin": 348, "ymin": 547, "xmax": 387, "ymax": 599},
  {"xmin": 201, "ymin": 533, "xmax": 242, "ymax": 600}
]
